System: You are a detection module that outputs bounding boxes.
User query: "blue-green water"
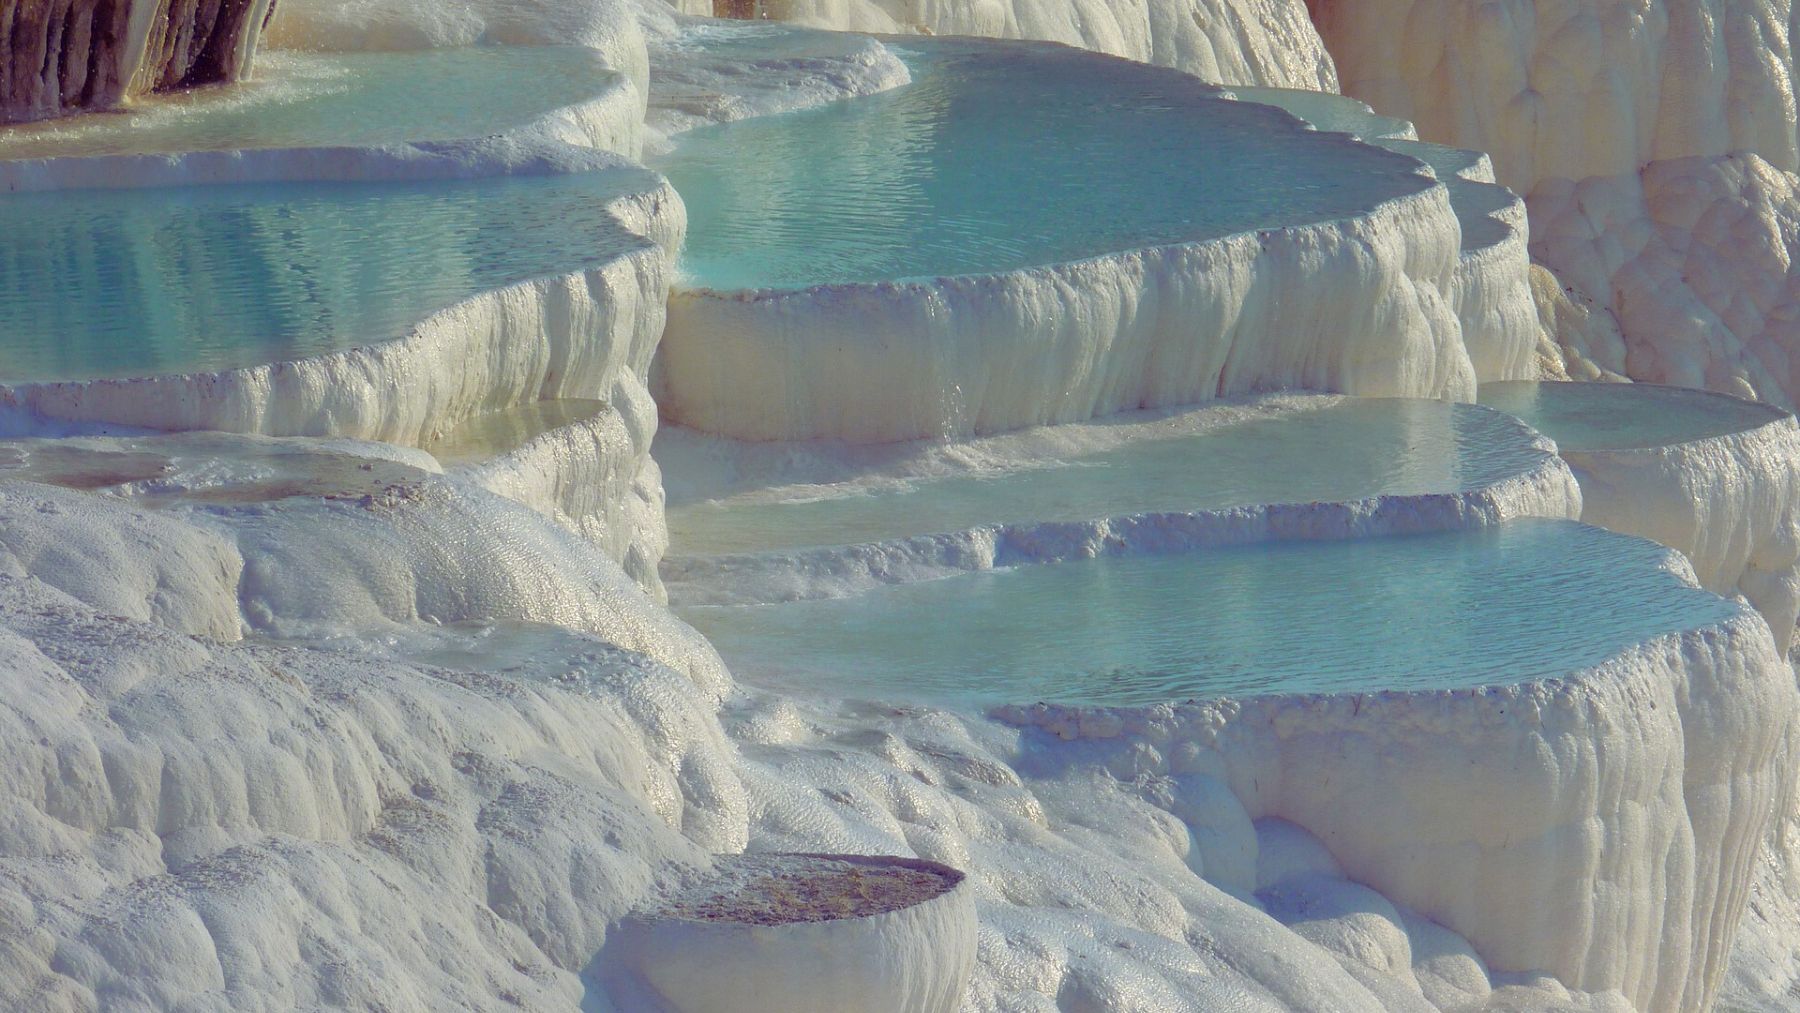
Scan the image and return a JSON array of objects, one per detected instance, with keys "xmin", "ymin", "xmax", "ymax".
[
  {"xmin": 0, "ymin": 47, "xmax": 620, "ymax": 160},
  {"xmin": 1479, "ymin": 381, "xmax": 1786, "ymax": 452},
  {"xmin": 669, "ymin": 400, "xmax": 1546, "ymax": 555},
  {"xmin": 681, "ymin": 520, "xmax": 1740, "ymax": 707},
  {"xmin": 654, "ymin": 39, "xmax": 1429, "ymax": 290},
  {"xmin": 0, "ymin": 169, "xmax": 656, "ymax": 382}
]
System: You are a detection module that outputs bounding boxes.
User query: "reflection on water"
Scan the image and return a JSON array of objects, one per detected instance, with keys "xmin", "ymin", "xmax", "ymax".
[
  {"xmin": 0, "ymin": 169, "xmax": 657, "ymax": 382},
  {"xmin": 655, "ymin": 39, "xmax": 1428, "ymax": 290},
  {"xmin": 682, "ymin": 520, "xmax": 1741, "ymax": 708}
]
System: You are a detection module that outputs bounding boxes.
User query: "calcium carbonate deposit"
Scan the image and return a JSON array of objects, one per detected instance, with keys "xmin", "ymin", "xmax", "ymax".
[{"xmin": 5, "ymin": 0, "xmax": 1800, "ymax": 1010}]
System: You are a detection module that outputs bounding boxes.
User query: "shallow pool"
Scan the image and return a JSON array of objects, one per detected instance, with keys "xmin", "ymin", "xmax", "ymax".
[
  {"xmin": 0, "ymin": 168, "xmax": 655, "ymax": 382},
  {"xmin": 668, "ymin": 399, "xmax": 1546, "ymax": 556},
  {"xmin": 0, "ymin": 47, "xmax": 620, "ymax": 160},
  {"xmin": 654, "ymin": 38, "xmax": 1428, "ymax": 290},
  {"xmin": 1478, "ymin": 381, "xmax": 1787, "ymax": 452},
  {"xmin": 681, "ymin": 520, "xmax": 1737, "ymax": 708}
]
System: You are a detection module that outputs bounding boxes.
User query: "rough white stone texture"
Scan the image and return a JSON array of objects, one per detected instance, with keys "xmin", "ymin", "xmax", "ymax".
[
  {"xmin": 1530, "ymin": 154, "xmax": 1800, "ymax": 409},
  {"xmin": 1308, "ymin": 0, "xmax": 1800, "ymax": 414},
  {"xmin": 1309, "ymin": 0, "xmax": 1800, "ymax": 198},
  {"xmin": 0, "ymin": 482, "xmax": 243, "ymax": 639},
  {"xmin": 596, "ymin": 854, "xmax": 976, "ymax": 1012},
  {"xmin": 0, "ymin": 575, "xmax": 744, "ymax": 1010},
  {"xmin": 1529, "ymin": 265, "xmax": 1630, "ymax": 383},
  {"xmin": 659, "ymin": 183, "xmax": 1510, "ymax": 443},
  {"xmin": 1554, "ymin": 396, "xmax": 1800, "ymax": 653},
  {"xmin": 1219, "ymin": 88, "xmax": 1546, "ymax": 386},
  {"xmin": 742, "ymin": 0, "xmax": 1336, "ymax": 88},
  {"xmin": 997, "ymin": 588, "xmax": 1799, "ymax": 1013},
  {"xmin": 452, "ymin": 402, "xmax": 672, "ymax": 600},
  {"xmin": 210, "ymin": 476, "xmax": 726, "ymax": 692},
  {"xmin": 1722, "ymin": 810, "xmax": 1800, "ymax": 1010}
]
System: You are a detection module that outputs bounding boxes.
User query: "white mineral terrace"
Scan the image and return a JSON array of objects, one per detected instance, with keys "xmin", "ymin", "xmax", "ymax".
[
  {"xmin": 4, "ymin": 1, "xmax": 1800, "ymax": 1011},
  {"xmin": 657, "ymin": 395, "xmax": 1580, "ymax": 605},
  {"xmin": 652, "ymin": 33, "xmax": 1541, "ymax": 443},
  {"xmin": 1482, "ymin": 380, "xmax": 1800, "ymax": 652}
]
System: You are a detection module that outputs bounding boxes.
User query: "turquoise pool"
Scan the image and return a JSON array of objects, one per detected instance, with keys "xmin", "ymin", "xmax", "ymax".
[
  {"xmin": 681, "ymin": 520, "xmax": 1739, "ymax": 707},
  {"xmin": 1478, "ymin": 381, "xmax": 1787, "ymax": 452},
  {"xmin": 0, "ymin": 47, "xmax": 620, "ymax": 160},
  {"xmin": 653, "ymin": 38, "xmax": 1429, "ymax": 290},
  {"xmin": 0, "ymin": 168, "xmax": 656, "ymax": 382},
  {"xmin": 668, "ymin": 400, "xmax": 1547, "ymax": 556}
]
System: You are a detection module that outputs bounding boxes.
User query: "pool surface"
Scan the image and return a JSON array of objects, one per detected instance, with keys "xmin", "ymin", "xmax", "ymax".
[
  {"xmin": 0, "ymin": 168, "xmax": 656, "ymax": 382},
  {"xmin": 681, "ymin": 520, "xmax": 1739, "ymax": 708},
  {"xmin": 668, "ymin": 399, "xmax": 1548, "ymax": 555},
  {"xmin": 1478, "ymin": 381, "xmax": 1787, "ymax": 452},
  {"xmin": 654, "ymin": 38, "xmax": 1429, "ymax": 290},
  {"xmin": 0, "ymin": 48, "xmax": 620, "ymax": 160}
]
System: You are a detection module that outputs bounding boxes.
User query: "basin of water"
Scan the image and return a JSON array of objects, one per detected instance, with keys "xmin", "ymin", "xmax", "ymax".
[
  {"xmin": 681, "ymin": 520, "xmax": 1738, "ymax": 708},
  {"xmin": 1478, "ymin": 381, "xmax": 1787, "ymax": 452},
  {"xmin": 0, "ymin": 47, "xmax": 620, "ymax": 161},
  {"xmin": 654, "ymin": 38, "xmax": 1428, "ymax": 291},
  {"xmin": 667, "ymin": 399, "xmax": 1549, "ymax": 556},
  {"xmin": 0, "ymin": 168, "xmax": 656, "ymax": 382}
]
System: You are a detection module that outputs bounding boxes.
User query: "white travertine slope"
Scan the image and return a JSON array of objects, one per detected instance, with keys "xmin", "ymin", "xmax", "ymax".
[
  {"xmin": 1308, "ymin": 0, "xmax": 1800, "ymax": 197},
  {"xmin": 656, "ymin": 43, "xmax": 1542, "ymax": 443},
  {"xmin": 1219, "ymin": 88, "xmax": 1545, "ymax": 387},
  {"xmin": 0, "ymin": 576, "xmax": 740, "ymax": 1010},
  {"xmin": 1531, "ymin": 155, "xmax": 1800, "ymax": 407},
  {"xmin": 1308, "ymin": 0, "xmax": 1800, "ymax": 410},
  {"xmin": 998, "ymin": 579, "xmax": 1798, "ymax": 1013},
  {"xmin": 657, "ymin": 397, "xmax": 1582, "ymax": 605},
  {"xmin": 738, "ymin": 0, "xmax": 1336, "ymax": 88},
  {"xmin": 0, "ymin": 485, "xmax": 1631, "ymax": 1012},
  {"xmin": 442, "ymin": 402, "xmax": 671, "ymax": 599},
  {"xmin": 660, "ymin": 184, "xmax": 1500, "ymax": 442}
]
